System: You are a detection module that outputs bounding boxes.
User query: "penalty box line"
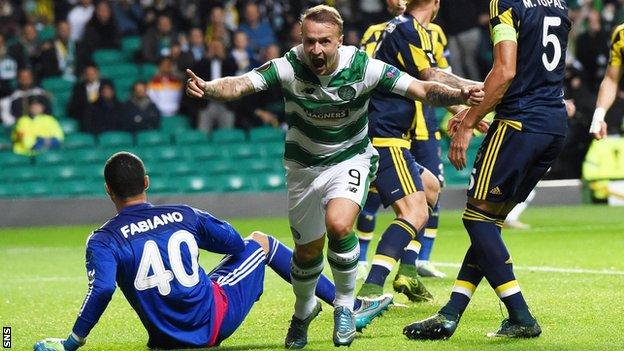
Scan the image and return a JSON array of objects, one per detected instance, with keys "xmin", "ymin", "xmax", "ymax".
[{"xmin": 434, "ymin": 262, "xmax": 624, "ymax": 276}]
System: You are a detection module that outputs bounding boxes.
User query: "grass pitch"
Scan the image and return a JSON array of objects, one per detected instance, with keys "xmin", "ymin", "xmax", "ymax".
[{"xmin": 1, "ymin": 205, "xmax": 623, "ymax": 350}]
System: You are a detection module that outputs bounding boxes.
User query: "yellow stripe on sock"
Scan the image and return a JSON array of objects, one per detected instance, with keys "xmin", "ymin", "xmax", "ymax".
[
  {"xmin": 452, "ymin": 280, "xmax": 477, "ymax": 298},
  {"xmin": 393, "ymin": 219, "xmax": 416, "ymax": 239},
  {"xmin": 357, "ymin": 231, "xmax": 374, "ymax": 240},
  {"xmin": 405, "ymin": 240, "xmax": 421, "ymax": 253},
  {"xmin": 495, "ymin": 280, "xmax": 521, "ymax": 298},
  {"xmin": 424, "ymin": 228, "xmax": 437, "ymax": 238},
  {"xmin": 372, "ymin": 254, "xmax": 397, "ymax": 271}
]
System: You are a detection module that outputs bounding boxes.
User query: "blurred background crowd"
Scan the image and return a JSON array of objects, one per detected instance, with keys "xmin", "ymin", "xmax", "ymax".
[{"xmin": 0, "ymin": 0, "xmax": 623, "ymax": 180}]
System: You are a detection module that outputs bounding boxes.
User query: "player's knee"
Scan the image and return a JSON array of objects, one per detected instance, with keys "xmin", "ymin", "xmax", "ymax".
[
  {"xmin": 422, "ymin": 170, "xmax": 441, "ymax": 206},
  {"xmin": 247, "ymin": 231, "xmax": 270, "ymax": 254},
  {"xmin": 326, "ymin": 217, "xmax": 353, "ymax": 238}
]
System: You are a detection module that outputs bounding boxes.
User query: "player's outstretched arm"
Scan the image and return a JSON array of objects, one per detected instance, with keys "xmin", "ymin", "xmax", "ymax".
[
  {"xmin": 185, "ymin": 69, "xmax": 256, "ymax": 102},
  {"xmin": 590, "ymin": 65, "xmax": 622, "ymax": 139},
  {"xmin": 404, "ymin": 79, "xmax": 484, "ymax": 107},
  {"xmin": 420, "ymin": 67, "xmax": 482, "ymax": 90}
]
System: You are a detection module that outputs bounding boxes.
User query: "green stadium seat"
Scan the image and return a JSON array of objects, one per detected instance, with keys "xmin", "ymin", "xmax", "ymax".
[
  {"xmin": 136, "ymin": 130, "xmax": 171, "ymax": 147},
  {"xmin": 13, "ymin": 181, "xmax": 54, "ymax": 198},
  {"xmin": 93, "ymin": 49, "xmax": 125, "ymax": 67},
  {"xmin": 216, "ymin": 174, "xmax": 252, "ymax": 192},
  {"xmin": 59, "ymin": 118, "xmax": 78, "ymax": 135},
  {"xmin": 0, "ymin": 152, "xmax": 32, "ymax": 167},
  {"xmin": 148, "ymin": 161, "xmax": 195, "ymax": 177},
  {"xmin": 148, "ymin": 176, "xmax": 178, "ymax": 194},
  {"xmin": 66, "ymin": 149, "xmax": 107, "ymax": 164},
  {"xmin": 196, "ymin": 159, "xmax": 235, "ymax": 175},
  {"xmin": 253, "ymin": 172, "xmax": 286, "ymax": 191},
  {"xmin": 160, "ymin": 115, "xmax": 191, "ymax": 133},
  {"xmin": 98, "ymin": 131, "xmax": 133, "ymax": 148},
  {"xmin": 35, "ymin": 151, "xmax": 67, "ymax": 166},
  {"xmin": 174, "ymin": 130, "xmax": 208, "ymax": 145},
  {"xmin": 140, "ymin": 145, "xmax": 179, "ymax": 162},
  {"xmin": 114, "ymin": 77, "xmax": 137, "ymax": 101},
  {"xmin": 63, "ymin": 133, "xmax": 96, "ymax": 149},
  {"xmin": 239, "ymin": 159, "xmax": 273, "ymax": 173},
  {"xmin": 249, "ymin": 126, "xmax": 285, "ymax": 142},
  {"xmin": 140, "ymin": 64, "xmax": 158, "ymax": 80},
  {"xmin": 46, "ymin": 164, "xmax": 82, "ymax": 181},
  {"xmin": 258, "ymin": 141, "xmax": 284, "ymax": 158},
  {"xmin": 4, "ymin": 166, "xmax": 43, "ymax": 182},
  {"xmin": 57, "ymin": 179, "xmax": 103, "ymax": 197},
  {"xmin": 38, "ymin": 25, "xmax": 56, "ymax": 41},
  {"xmin": 0, "ymin": 134, "xmax": 12, "ymax": 151},
  {"xmin": 42, "ymin": 77, "xmax": 74, "ymax": 92},
  {"xmin": 223, "ymin": 143, "xmax": 262, "ymax": 159},
  {"xmin": 211, "ymin": 129, "xmax": 246, "ymax": 144},
  {"xmin": 100, "ymin": 64, "xmax": 140, "ymax": 81},
  {"xmin": 73, "ymin": 164, "xmax": 103, "ymax": 180},
  {"xmin": 0, "ymin": 183, "xmax": 12, "ymax": 197},
  {"xmin": 121, "ymin": 36, "xmax": 141, "ymax": 59},
  {"xmin": 179, "ymin": 175, "xmax": 219, "ymax": 193},
  {"xmin": 183, "ymin": 145, "xmax": 221, "ymax": 161}
]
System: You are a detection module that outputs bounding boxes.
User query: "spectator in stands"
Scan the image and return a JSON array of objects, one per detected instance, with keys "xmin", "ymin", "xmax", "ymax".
[
  {"xmin": 142, "ymin": 14, "xmax": 177, "ymax": 64},
  {"xmin": 185, "ymin": 27, "xmax": 206, "ymax": 63},
  {"xmin": 230, "ymin": 31, "xmax": 257, "ymax": 75},
  {"xmin": 576, "ymin": 10, "xmax": 611, "ymax": 92},
  {"xmin": 111, "ymin": 0, "xmax": 143, "ymax": 36},
  {"xmin": 190, "ymin": 39, "xmax": 236, "ymax": 132},
  {"xmin": 82, "ymin": 80, "xmax": 120, "ymax": 134},
  {"xmin": 143, "ymin": 0, "xmax": 185, "ymax": 33},
  {"xmin": 0, "ymin": 33, "xmax": 18, "ymax": 98},
  {"xmin": 283, "ymin": 20, "xmax": 302, "ymax": 53},
  {"xmin": 170, "ymin": 43, "xmax": 194, "ymax": 79},
  {"xmin": 234, "ymin": 44, "xmax": 284, "ymax": 130},
  {"xmin": 12, "ymin": 98, "xmax": 63, "ymax": 156},
  {"xmin": 67, "ymin": 0, "xmax": 95, "ymax": 42},
  {"xmin": 205, "ymin": 6, "xmax": 232, "ymax": 47},
  {"xmin": 38, "ymin": 21, "xmax": 77, "ymax": 80},
  {"xmin": 238, "ymin": 2, "xmax": 277, "ymax": 53},
  {"xmin": 82, "ymin": 0, "xmax": 121, "ymax": 52},
  {"xmin": 437, "ymin": 0, "xmax": 488, "ymax": 80},
  {"xmin": 119, "ymin": 81, "xmax": 161, "ymax": 132},
  {"xmin": 8, "ymin": 22, "xmax": 41, "ymax": 70},
  {"xmin": 68, "ymin": 64, "xmax": 112, "ymax": 126},
  {"xmin": 0, "ymin": 68, "xmax": 52, "ymax": 127},
  {"xmin": 147, "ymin": 56, "xmax": 183, "ymax": 117},
  {"xmin": 0, "ymin": 0, "xmax": 22, "ymax": 39}
]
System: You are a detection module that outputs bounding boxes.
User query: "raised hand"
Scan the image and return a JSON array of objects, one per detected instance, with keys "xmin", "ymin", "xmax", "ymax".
[{"xmin": 185, "ymin": 69, "xmax": 207, "ymax": 99}]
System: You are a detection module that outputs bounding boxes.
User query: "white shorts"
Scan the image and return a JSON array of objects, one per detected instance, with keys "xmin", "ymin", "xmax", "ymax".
[{"xmin": 286, "ymin": 144, "xmax": 379, "ymax": 245}]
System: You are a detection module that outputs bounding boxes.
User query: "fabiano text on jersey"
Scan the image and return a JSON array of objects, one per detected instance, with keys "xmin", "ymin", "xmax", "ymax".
[
  {"xmin": 522, "ymin": 0, "xmax": 565, "ymax": 9},
  {"xmin": 120, "ymin": 212, "xmax": 184, "ymax": 238}
]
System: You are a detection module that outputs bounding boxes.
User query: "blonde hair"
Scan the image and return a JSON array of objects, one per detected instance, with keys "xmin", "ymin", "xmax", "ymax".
[{"xmin": 300, "ymin": 5, "xmax": 343, "ymax": 34}]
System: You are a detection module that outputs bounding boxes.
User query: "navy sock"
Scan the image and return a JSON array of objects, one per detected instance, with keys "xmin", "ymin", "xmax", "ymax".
[
  {"xmin": 266, "ymin": 235, "xmax": 335, "ymax": 307},
  {"xmin": 365, "ymin": 218, "xmax": 417, "ymax": 287},
  {"xmin": 462, "ymin": 205, "xmax": 531, "ymax": 322},
  {"xmin": 439, "ymin": 246, "xmax": 483, "ymax": 320},
  {"xmin": 399, "ymin": 227, "xmax": 424, "ymax": 268},
  {"xmin": 356, "ymin": 190, "xmax": 381, "ymax": 262},
  {"xmin": 418, "ymin": 199, "xmax": 439, "ymax": 261}
]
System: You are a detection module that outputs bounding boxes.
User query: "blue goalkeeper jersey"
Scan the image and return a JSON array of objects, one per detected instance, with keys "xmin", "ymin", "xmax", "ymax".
[{"xmin": 72, "ymin": 202, "xmax": 245, "ymax": 348}]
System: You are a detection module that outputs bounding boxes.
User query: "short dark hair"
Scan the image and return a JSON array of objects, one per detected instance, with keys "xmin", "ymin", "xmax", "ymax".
[{"xmin": 104, "ymin": 152, "xmax": 146, "ymax": 199}]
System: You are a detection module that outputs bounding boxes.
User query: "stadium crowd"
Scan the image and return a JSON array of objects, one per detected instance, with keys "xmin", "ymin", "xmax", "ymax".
[{"xmin": 0, "ymin": 0, "xmax": 622, "ymax": 176}]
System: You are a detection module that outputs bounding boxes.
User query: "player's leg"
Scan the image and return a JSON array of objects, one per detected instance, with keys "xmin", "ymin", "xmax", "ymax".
[
  {"xmin": 396, "ymin": 168, "xmax": 440, "ymax": 283},
  {"xmin": 409, "ymin": 138, "xmax": 446, "ymax": 278},
  {"xmin": 284, "ymin": 169, "xmax": 327, "ymax": 349},
  {"xmin": 323, "ymin": 146, "xmax": 378, "ymax": 346},
  {"xmin": 355, "ymin": 188, "xmax": 382, "ymax": 280},
  {"xmin": 358, "ymin": 146, "xmax": 431, "ymax": 301}
]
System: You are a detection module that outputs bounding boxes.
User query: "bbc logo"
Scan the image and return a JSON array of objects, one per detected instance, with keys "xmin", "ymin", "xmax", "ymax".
[{"xmin": 2, "ymin": 327, "xmax": 10, "ymax": 349}]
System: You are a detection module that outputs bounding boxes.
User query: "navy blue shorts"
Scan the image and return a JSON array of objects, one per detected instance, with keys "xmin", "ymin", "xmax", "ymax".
[
  {"xmin": 467, "ymin": 120, "xmax": 564, "ymax": 203},
  {"xmin": 210, "ymin": 240, "xmax": 266, "ymax": 343},
  {"xmin": 411, "ymin": 137, "xmax": 444, "ymax": 187},
  {"xmin": 372, "ymin": 146, "xmax": 425, "ymax": 208}
]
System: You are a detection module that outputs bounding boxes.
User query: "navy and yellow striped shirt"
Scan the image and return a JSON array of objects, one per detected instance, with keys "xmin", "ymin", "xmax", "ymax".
[
  {"xmin": 367, "ymin": 14, "xmax": 443, "ymax": 143},
  {"xmin": 609, "ymin": 23, "xmax": 624, "ymax": 67}
]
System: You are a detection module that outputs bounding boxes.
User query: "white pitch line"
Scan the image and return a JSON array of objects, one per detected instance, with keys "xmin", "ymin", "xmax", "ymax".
[{"xmin": 434, "ymin": 262, "xmax": 624, "ymax": 276}]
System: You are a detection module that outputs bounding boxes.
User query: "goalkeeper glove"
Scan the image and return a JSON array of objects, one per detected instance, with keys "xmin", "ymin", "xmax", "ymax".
[{"xmin": 33, "ymin": 333, "xmax": 85, "ymax": 351}]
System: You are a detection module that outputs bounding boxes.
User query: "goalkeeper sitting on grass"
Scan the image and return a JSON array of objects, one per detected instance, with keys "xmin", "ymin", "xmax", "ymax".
[{"xmin": 33, "ymin": 152, "xmax": 391, "ymax": 351}]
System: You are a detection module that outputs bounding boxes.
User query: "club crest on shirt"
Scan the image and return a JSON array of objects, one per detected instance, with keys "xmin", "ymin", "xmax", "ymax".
[{"xmin": 337, "ymin": 85, "xmax": 356, "ymax": 100}]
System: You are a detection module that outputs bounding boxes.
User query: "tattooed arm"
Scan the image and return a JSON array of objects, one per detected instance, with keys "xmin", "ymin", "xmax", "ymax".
[
  {"xmin": 185, "ymin": 69, "xmax": 256, "ymax": 102},
  {"xmin": 420, "ymin": 67, "xmax": 482, "ymax": 90},
  {"xmin": 404, "ymin": 79, "xmax": 484, "ymax": 107}
]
